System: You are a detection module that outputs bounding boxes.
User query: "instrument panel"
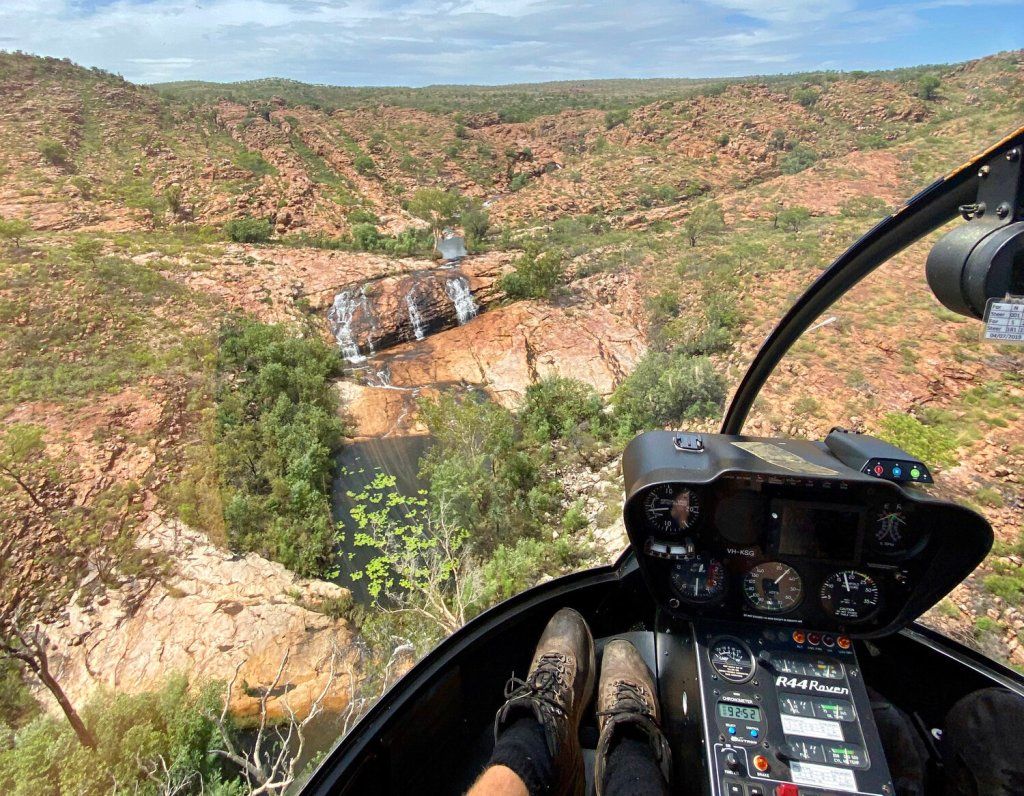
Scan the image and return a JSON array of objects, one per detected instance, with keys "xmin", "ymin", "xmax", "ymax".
[{"xmin": 622, "ymin": 432, "xmax": 993, "ymax": 636}]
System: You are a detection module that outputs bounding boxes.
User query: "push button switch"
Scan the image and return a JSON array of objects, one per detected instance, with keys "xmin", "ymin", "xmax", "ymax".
[{"xmin": 726, "ymin": 782, "xmax": 744, "ymax": 796}]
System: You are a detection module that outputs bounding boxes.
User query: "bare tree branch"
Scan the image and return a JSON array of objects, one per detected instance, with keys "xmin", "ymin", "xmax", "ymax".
[
  {"xmin": 211, "ymin": 644, "xmax": 349, "ymax": 795},
  {"xmin": 0, "ymin": 603, "xmax": 96, "ymax": 748}
]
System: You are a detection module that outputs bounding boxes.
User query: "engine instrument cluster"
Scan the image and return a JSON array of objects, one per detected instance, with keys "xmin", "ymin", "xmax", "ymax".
[{"xmin": 623, "ymin": 432, "xmax": 993, "ymax": 636}]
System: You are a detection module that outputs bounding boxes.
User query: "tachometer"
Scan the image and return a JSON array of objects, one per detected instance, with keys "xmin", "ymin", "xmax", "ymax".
[
  {"xmin": 743, "ymin": 562, "xmax": 803, "ymax": 614},
  {"xmin": 669, "ymin": 556, "xmax": 726, "ymax": 603},
  {"xmin": 643, "ymin": 484, "xmax": 700, "ymax": 534},
  {"xmin": 820, "ymin": 570, "xmax": 881, "ymax": 622}
]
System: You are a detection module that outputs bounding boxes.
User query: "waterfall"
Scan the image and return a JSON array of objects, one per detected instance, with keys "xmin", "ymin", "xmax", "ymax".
[
  {"xmin": 406, "ymin": 289, "xmax": 426, "ymax": 340},
  {"xmin": 445, "ymin": 276, "xmax": 478, "ymax": 325},
  {"xmin": 366, "ymin": 367, "xmax": 392, "ymax": 388},
  {"xmin": 327, "ymin": 290, "xmax": 366, "ymax": 363},
  {"xmin": 360, "ymin": 285, "xmax": 376, "ymax": 356}
]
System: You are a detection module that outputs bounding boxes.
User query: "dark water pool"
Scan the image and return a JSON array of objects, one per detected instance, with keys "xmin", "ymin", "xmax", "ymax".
[{"xmin": 331, "ymin": 434, "xmax": 431, "ymax": 603}]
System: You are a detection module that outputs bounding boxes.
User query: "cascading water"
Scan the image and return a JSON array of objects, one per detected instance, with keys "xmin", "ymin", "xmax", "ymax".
[
  {"xmin": 406, "ymin": 289, "xmax": 426, "ymax": 340},
  {"xmin": 359, "ymin": 285, "xmax": 376, "ymax": 356},
  {"xmin": 445, "ymin": 276, "xmax": 478, "ymax": 325},
  {"xmin": 327, "ymin": 290, "xmax": 366, "ymax": 363}
]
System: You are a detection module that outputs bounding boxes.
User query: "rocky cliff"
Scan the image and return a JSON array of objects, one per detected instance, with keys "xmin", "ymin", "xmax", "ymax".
[{"xmin": 43, "ymin": 515, "xmax": 359, "ymax": 721}]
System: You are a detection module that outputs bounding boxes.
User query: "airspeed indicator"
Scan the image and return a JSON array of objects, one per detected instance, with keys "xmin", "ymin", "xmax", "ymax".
[{"xmin": 743, "ymin": 562, "xmax": 803, "ymax": 614}]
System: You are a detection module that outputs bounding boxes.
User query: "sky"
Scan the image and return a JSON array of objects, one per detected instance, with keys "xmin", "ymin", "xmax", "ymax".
[{"xmin": 1, "ymin": 0, "xmax": 1021, "ymax": 86}]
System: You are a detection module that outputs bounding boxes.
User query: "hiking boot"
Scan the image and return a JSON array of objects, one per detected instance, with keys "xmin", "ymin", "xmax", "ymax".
[
  {"xmin": 594, "ymin": 639, "xmax": 672, "ymax": 795},
  {"xmin": 493, "ymin": 607, "xmax": 596, "ymax": 796}
]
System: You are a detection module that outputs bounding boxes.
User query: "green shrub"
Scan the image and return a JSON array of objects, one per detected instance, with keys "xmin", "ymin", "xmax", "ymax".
[
  {"xmin": 351, "ymin": 223, "xmax": 380, "ymax": 250},
  {"xmin": 224, "ymin": 217, "xmax": 272, "ymax": 243},
  {"xmin": 681, "ymin": 201, "xmax": 725, "ymax": 247},
  {"xmin": 975, "ymin": 487, "xmax": 1005, "ymax": 508},
  {"xmin": 353, "ymin": 154, "xmax": 376, "ymax": 175},
  {"xmin": 0, "ymin": 217, "xmax": 31, "ymax": 248},
  {"xmin": 477, "ymin": 538, "xmax": 548, "ymax": 606},
  {"xmin": 984, "ymin": 575, "xmax": 1024, "ymax": 602},
  {"xmin": 418, "ymin": 393, "xmax": 562, "ymax": 551},
  {"xmin": 645, "ymin": 290, "xmax": 681, "ymax": 327},
  {"xmin": 508, "ymin": 173, "xmax": 530, "ymax": 192},
  {"xmin": 793, "ymin": 396, "xmax": 820, "ymax": 416},
  {"xmin": 562, "ymin": 500, "xmax": 589, "ymax": 533},
  {"xmin": 917, "ymin": 74, "xmax": 941, "ymax": 101},
  {"xmin": 461, "ymin": 200, "xmax": 490, "ymax": 247},
  {"xmin": 776, "ymin": 206, "xmax": 811, "ymax": 231},
  {"xmin": 0, "ymin": 675, "xmax": 233, "ymax": 795},
  {"xmin": 0, "ymin": 659, "xmax": 38, "ymax": 730},
  {"xmin": 792, "ymin": 88, "xmax": 819, "ymax": 108},
  {"xmin": 234, "ymin": 149, "xmax": 277, "ymax": 177},
  {"xmin": 476, "ymin": 536, "xmax": 574, "ymax": 609},
  {"xmin": 214, "ymin": 320, "xmax": 346, "ymax": 577},
  {"xmin": 165, "ymin": 185, "xmax": 184, "ymax": 216},
  {"xmin": 521, "ymin": 377, "xmax": 607, "ymax": 444},
  {"xmin": 975, "ymin": 615, "xmax": 1001, "ymax": 635},
  {"xmin": 613, "ymin": 351, "xmax": 726, "ymax": 435},
  {"xmin": 70, "ymin": 238, "xmax": 103, "ymax": 262},
  {"xmin": 780, "ymin": 145, "xmax": 817, "ymax": 174},
  {"xmin": 498, "ymin": 245, "xmax": 564, "ymax": 300},
  {"xmin": 638, "ymin": 184, "xmax": 676, "ymax": 208},
  {"xmin": 715, "ymin": 133, "xmax": 730, "ymax": 147},
  {"xmin": 69, "ymin": 176, "xmax": 93, "ymax": 199},
  {"xmin": 39, "ymin": 139, "xmax": 69, "ymax": 167},
  {"xmin": 877, "ymin": 413, "xmax": 958, "ymax": 469},
  {"xmin": 347, "ymin": 208, "xmax": 379, "ymax": 225},
  {"xmin": 604, "ymin": 108, "xmax": 630, "ymax": 129}
]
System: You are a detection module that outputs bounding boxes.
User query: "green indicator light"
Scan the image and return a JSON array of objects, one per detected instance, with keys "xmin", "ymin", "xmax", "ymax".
[{"xmin": 910, "ymin": 467, "xmax": 921, "ymax": 479}]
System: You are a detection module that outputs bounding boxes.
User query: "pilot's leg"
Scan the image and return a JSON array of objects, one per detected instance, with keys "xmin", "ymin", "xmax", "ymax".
[
  {"xmin": 468, "ymin": 608, "xmax": 595, "ymax": 796},
  {"xmin": 942, "ymin": 687, "xmax": 1024, "ymax": 795},
  {"xmin": 594, "ymin": 640, "xmax": 672, "ymax": 796},
  {"xmin": 868, "ymin": 690, "xmax": 928, "ymax": 796}
]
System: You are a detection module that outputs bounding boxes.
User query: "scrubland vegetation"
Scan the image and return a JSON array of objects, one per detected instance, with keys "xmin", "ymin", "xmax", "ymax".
[{"xmin": 2, "ymin": 46, "xmax": 1023, "ymax": 795}]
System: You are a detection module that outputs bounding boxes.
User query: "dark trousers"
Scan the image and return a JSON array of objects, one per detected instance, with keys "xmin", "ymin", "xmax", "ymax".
[{"xmin": 486, "ymin": 717, "xmax": 668, "ymax": 795}]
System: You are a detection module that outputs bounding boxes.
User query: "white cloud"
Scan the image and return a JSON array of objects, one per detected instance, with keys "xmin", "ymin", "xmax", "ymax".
[{"xmin": 0, "ymin": 0, "xmax": 1016, "ymax": 85}]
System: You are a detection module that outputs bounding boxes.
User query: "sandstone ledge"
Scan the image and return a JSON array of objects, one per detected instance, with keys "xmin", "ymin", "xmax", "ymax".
[{"xmin": 42, "ymin": 515, "xmax": 358, "ymax": 721}]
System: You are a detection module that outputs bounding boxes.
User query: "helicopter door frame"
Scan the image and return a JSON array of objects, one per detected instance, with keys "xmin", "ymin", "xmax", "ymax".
[{"xmin": 722, "ymin": 124, "xmax": 1024, "ymax": 435}]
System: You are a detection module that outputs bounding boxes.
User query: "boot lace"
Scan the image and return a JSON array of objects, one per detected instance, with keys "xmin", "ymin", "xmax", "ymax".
[
  {"xmin": 596, "ymin": 680, "xmax": 655, "ymax": 721},
  {"xmin": 503, "ymin": 652, "xmax": 571, "ymax": 718}
]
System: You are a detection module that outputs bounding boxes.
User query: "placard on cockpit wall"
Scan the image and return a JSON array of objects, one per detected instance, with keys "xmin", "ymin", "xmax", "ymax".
[{"xmin": 983, "ymin": 296, "xmax": 1024, "ymax": 344}]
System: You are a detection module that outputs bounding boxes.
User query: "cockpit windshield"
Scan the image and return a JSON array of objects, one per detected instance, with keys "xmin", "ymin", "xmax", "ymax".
[
  {"xmin": 748, "ymin": 213, "xmax": 1024, "ymax": 662},
  {"xmin": 0, "ymin": 20, "xmax": 1022, "ymax": 795}
]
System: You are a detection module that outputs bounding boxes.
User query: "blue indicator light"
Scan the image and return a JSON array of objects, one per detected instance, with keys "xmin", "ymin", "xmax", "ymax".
[
  {"xmin": 891, "ymin": 465, "xmax": 903, "ymax": 478},
  {"xmin": 728, "ymin": 726, "xmax": 736, "ymax": 735},
  {"xmin": 750, "ymin": 729, "xmax": 759, "ymax": 738}
]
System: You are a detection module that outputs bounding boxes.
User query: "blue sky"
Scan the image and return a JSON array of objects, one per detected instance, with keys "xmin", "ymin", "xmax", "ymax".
[{"xmin": 2, "ymin": 0, "xmax": 1021, "ymax": 85}]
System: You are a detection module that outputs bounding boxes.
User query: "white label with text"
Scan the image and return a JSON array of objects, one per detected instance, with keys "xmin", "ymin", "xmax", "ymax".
[{"xmin": 781, "ymin": 714, "xmax": 844, "ymax": 741}]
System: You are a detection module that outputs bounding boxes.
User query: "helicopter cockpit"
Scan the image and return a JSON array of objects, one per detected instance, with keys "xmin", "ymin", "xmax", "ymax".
[
  {"xmin": 620, "ymin": 430, "xmax": 990, "ymax": 796},
  {"xmin": 303, "ymin": 127, "xmax": 1024, "ymax": 796}
]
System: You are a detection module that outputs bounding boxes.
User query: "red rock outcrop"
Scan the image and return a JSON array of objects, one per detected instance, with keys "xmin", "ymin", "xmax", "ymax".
[{"xmin": 378, "ymin": 299, "xmax": 646, "ymax": 407}]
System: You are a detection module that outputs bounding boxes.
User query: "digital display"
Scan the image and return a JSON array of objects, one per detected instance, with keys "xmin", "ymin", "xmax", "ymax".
[
  {"xmin": 775, "ymin": 500, "xmax": 862, "ymax": 561},
  {"xmin": 719, "ymin": 702, "xmax": 761, "ymax": 722}
]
